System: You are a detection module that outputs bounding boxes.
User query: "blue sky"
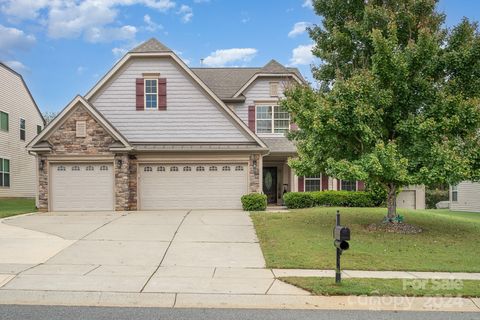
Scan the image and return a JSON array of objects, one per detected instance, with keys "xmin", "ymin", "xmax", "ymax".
[{"xmin": 0, "ymin": 0, "xmax": 479, "ymax": 113}]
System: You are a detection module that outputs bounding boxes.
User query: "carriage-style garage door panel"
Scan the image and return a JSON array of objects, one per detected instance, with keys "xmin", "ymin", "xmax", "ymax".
[
  {"xmin": 51, "ymin": 163, "xmax": 114, "ymax": 211},
  {"xmin": 140, "ymin": 163, "xmax": 247, "ymax": 209}
]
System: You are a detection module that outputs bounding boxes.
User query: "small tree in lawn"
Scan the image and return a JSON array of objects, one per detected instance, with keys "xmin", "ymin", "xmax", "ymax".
[{"xmin": 283, "ymin": 0, "xmax": 480, "ymax": 221}]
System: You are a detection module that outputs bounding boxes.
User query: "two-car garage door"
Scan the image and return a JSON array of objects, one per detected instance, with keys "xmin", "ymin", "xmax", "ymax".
[
  {"xmin": 139, "ymin": 163, "xmax": 247, "ymax": 209},
  {"xmin": 50, "ymin": 162, "xmax": 248, "ymax": 211}
]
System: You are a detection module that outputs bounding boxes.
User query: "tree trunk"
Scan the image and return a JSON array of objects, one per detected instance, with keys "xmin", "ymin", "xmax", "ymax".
[{"xmin": 386, "ymin": 183, "xmax": 397, "ymax": 221}]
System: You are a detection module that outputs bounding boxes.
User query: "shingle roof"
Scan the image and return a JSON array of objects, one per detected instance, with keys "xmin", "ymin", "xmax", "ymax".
[
  {"xmin": 192, "ymin": 60, "xmax": 305, "ymax": 100},
  {"xmin": 130, "ymin": 38, "xmax": 172, "ymax": 53},
  {"xmin": 261, "ymin": 137, "xmax": 297, "ymax": 154}
]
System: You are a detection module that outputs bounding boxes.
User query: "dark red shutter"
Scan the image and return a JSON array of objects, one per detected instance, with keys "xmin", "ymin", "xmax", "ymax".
[
  {"xmin": 158, "ymin": 78, "xmax": 167, "ymax": 110},
  {"xmin": 248, "ymin": 105, "xmax": 256, "ymax": 132},
  {"xmin": 135, "ymin": 78, "xmax": 144, "ymax": 111},
  {"xmin": 321, "ymin": 175, "xmax": 329, "ymax": 191},
  {"xmin": 337, "ymin": 180, "xmax": 341, "ymax": 190},
  {"xmin": 357, "ymin": 181, "xmax": 365, "ymax": 191},
  {"xmin": 298, "ymin": 177, "xmax": 304, "ymax": 192}
]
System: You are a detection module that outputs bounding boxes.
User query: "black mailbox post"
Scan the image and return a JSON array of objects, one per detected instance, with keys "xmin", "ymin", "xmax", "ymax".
[{"xmin": 333, "ymin": 210, "xmax": 350, "ymax": 283}]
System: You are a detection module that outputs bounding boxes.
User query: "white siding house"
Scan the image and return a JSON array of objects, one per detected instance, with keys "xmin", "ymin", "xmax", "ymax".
[
  {"xmin": 450, "ymin": 182, "xmax": 480, "ymax": 212},
  {"xmin": 0, "ymin": 63, "xmax": 44, "ymax": 198}
]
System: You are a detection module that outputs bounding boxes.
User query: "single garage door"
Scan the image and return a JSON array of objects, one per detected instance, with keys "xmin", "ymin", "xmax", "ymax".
[
  {"xmin": 51, "ymin": 163, "xmax": 114, "ymax": 211},
  {"xmin": 397, "ymin": 190, "xmax": 416, "ymax": 210},
  {"xmin": 139, "ymin": 163, "xmax": 247, "ymax": 209}
]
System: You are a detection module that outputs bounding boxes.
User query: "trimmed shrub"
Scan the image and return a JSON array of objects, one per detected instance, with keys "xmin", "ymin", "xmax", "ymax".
[
  {"xmin": 426, "ymin": 189, "xmax": 449, "ymax": 209},
  {"xmin": 241, "ymin": 193, "xmax": 267, "ymax": 211},
  {"xmin": 284, "ymin": 191, "xmax": 375, "ymax": 209},
  {"xmin": 283, "ymin": 192, "xmax": 315, "ymax": 209}
]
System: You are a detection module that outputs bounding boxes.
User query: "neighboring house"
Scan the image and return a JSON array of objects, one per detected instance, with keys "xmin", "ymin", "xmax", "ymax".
[
  {"xmin": 449, "ymin": 182, "xmax": 480, "ymax": 212},
  {"xmin": 26, "ymin": 38, "xmax": 419, "ymax": 211},
  {"xmin": 0, "ymin": 62, "xmax": 45, "ymax": 199}
]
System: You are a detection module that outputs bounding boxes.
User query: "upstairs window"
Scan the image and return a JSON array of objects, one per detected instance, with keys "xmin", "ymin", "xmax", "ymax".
[
  {"xmin": 256, "ymin": 105, "xmax": 290, "ymax": 134},
  {"xmin": 144, "ymin": 79, "xmax": 158, "ymax": 110},
  {"xmin": 0, "ymin": 158, "xmax": 10, "ymax": 187},
  {"xmin": 305, "ymin": 175, "xmax": 321, "ymax": 192},
  {"xmin": 0, "ymin": 111, "xmax": 8, "ymax": 132},
  {"xmin": 20, "ymin": 119, "xmax": 26, "ymax": 141},
  {"xmin": 341, "ymin": 180, "xmax": 357, "ymax": 191}
]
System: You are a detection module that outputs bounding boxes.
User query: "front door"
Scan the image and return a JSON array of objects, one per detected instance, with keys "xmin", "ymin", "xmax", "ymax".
[{"xmin": 263, "ymin": 167, "xmax": 277, "ymax": 204}]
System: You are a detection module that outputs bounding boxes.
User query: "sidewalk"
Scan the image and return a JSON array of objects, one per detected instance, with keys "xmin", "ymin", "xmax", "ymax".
[{"xmin": 272, "ymin": 269, "xmax": 480, "ymax": 280}]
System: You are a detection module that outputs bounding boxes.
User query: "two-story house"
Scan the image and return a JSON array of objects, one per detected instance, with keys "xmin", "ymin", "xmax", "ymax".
[
  {"xmin": 0, "ymin": 62, "xmax": 45, "ymax": 200},
  {"xmin": 27, "ymin": 38, "xmax": 368, "ymax": 211}
]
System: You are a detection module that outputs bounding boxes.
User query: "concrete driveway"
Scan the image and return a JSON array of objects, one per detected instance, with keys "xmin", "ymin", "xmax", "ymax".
[{"xmin": 0, "ymin": 210, "xmax": 302, "ymax": 295}]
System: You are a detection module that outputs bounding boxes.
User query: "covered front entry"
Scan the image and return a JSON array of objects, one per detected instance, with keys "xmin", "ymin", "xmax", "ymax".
[
  {"xmin": 262, "ymin": 156, "xmax": 294, "ymax": 205},
  {"xmin": 50, "ymin": 163, "xmax": 114, "ymax": 211},
  {"xmin": 139, "ymin": 163, "xmax": 248, "ymax": 209}
]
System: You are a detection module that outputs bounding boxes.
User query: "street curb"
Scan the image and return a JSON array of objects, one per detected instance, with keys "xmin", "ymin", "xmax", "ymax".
[{"xmin": 0, "ymin": 290, "xmax": 478, "ymax": 312}]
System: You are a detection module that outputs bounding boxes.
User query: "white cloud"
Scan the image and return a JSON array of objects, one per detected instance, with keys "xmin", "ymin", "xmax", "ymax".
[
  {"xmin": 112, "ymin": 47, "xmax": 128, "ymax": 57},
  {"xmin": 4, "ymin": 60, "xmax": 28, "ymax": 73},
  {"xmin": 288, "ymin": 21, "xmax": 310, "ymax": 37},
  {"xmin": 144, "ymin": 14, "xmax": 162, "ymax": 32},
  {"xmin": 289, "ymin": 44, "xmax": 314, "ymax": 65},
  {"xmin": 177, "ymin": 4, "xmax": 193, "ymax": 23},
  {"xmin": 76, "ymin": 66, "xmax": 85, "ymax": 75},
  {"xmin": 0, "ymin": 0, "xmax": 176, "ymax": 42},
  {"xmin": 0, "ymin": 24, "xmax": 36, "ymax": 56},
  {"xmin": 203, "ymin": 48, "xmax": 258, "ymax": 67},
  {"xmin": 193, "ymin": 0, "xmax": 210, "ymax": 3},
  {"xmin": 302, "ymin": 0, "xmax": 313, "ymax": 8}
]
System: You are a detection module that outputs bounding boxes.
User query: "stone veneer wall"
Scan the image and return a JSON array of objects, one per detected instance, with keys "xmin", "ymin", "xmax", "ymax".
[
  {"xmin": 249, "ymin": 154, "xmax": 261, "ymax": 193},
  {"xmin": 37, "ymin": 104, "xmax": 134, "ymax": 211}
]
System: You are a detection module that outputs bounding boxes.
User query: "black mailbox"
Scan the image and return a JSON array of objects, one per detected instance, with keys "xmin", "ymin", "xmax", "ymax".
[{"xmin": 334, "ymin": 226, "xmax": 350, "ymax": 241}]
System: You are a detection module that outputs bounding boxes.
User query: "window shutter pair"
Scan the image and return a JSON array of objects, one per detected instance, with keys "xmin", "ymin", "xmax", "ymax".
[{"xmin": 135, "ymin": 78, "xmax": 167, "ymax": 110}]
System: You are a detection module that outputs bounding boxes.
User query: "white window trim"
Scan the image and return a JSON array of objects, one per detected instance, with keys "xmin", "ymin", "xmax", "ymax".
[
  {"xmin": 255, "ymin": 104, "xmax": 291, "ymax": 134},
  {"xmin": 0, "ymin": 156, "xmax": 11, "ymax": 188},
  {"xmin": 304, "ymin": 174, "xmax": 322, "ymax": 192},
  {"xmin": 144, "ymin": 78, "xmax": 158, "ymax": 111},
  {"xmin": 451, "ymin": 185, "xmax": 458, "ymax": 202},
  {"xmin": 0, "ymin": 110, "xmax": 9, "ymax": 132},
  {"xmin": 20, "ymin": 118, "xmax": 26, "ymax": 141}
]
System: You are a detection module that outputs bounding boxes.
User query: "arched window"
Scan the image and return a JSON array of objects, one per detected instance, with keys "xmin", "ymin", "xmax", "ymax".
[
  {"xmin": 72, "ymin": 165, "xmax": 80, "ymax": 171},
  {"xmin": 222, "ymin": 166, "xmax": 231, "ymax": 171},
  {"xmin": 157, "ymin": 166, "xmax": 165, "ymax": 172},
  {"xmin": 183, "ymin": 166, "xmax": 192, "ymax": 172},
  {"xmin": 57, "ymin": 165, "xmax": 66, "ymax": 171},
  {"xmin": 235, "ymin": 165, "xmax": 244, "ymax": 171},
  {"xmin": 209, "ymin": 166, "xmax": 217, "ymax": 171},
  {"xmin": 86, "ymin": 165, "xmax": 94, "ymax": 171},
  {"xmin": 196, "ymin": 166, "xmax": 205, "ymax": 172},
  {"xmin": 143, "ymin": 166, "xmax": 152, "ymax": 172},
  {"xmin": 100, "ymin": 165, "xmax": 109, "ymax": 171},
  {"xmin": 170, "ymin": 166, "xmax": 179, "ymax": 172}
]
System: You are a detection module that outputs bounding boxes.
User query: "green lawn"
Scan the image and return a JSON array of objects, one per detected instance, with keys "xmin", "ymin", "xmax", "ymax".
[
  {"xmin": 281, "ymin": 277, "xmax": 480, "ymax": 297},
  {"xmin": 0, "ymin": 198, "xmax": 37, "ymax": 219},
  {"xmin": 251, "ymin": 207, "xmax": 480, "ymax": 272}
]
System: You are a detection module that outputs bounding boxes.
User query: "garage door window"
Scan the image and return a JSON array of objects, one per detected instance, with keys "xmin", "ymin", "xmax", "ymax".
[
  {"xmin": 72, "ymin": 166, "xmax": 80, "ymax": 171},
  {"xmin": 209, "ymin": 166, "xmax": 217, "ymax": 171},
  {"xmin": 235, "ymin": 166, "xmax": 244, "ymax": 171},
  {"xmin": 144, "ymin": 166, "xmax": 152, "ymax": 172},
  {"xmin": 183, "ymin": 166, "xmax": 191, "ymax": 172},
  {"xmin": 86, "ymin": 165, "xmax": 94, "ymax": 171},
  {"xmin": 196, "ymin": 166, "xmax": 205, "ymax": 172},
  {"xmin": 57, "ymin": 165, "xmax": 66, "ymax": 171},
  {"xmin": 170, "ymin": 166, "xmax": 178, "ymax": 172},
  {"xmin": 100, "ymin": 165, "xmax": 109, "ymax": 171},
  {"xmin": 157, "ymin": 166, "xmax": 165, "ymax": 172},
  {"xmin": 222, "ymin": 166, "xmax": 231, "ymax": 171}
]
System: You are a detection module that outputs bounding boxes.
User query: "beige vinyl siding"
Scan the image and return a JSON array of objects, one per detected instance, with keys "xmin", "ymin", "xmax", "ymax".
[
  {"xmin": 0, "ymin": 65, "xmax": 44, "ymax": 198},
  {"xmin": 234, "ymin": 76, "xmax": 289, "ymax": 137},
  {"xmin": 90, "ymin": 57, "xmax": 252, "ymax": 143},
  {"xmin": 450, "ymin": 182, "xmax": 480, "ymax": 213}
]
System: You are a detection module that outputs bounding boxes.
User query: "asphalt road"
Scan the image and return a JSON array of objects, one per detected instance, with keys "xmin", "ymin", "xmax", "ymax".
[{"xmin": 0, "ymin": 305, "xmax": 478, "ymax": 320}]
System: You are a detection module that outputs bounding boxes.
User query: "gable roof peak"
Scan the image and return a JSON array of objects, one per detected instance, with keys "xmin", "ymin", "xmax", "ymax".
[
  {"xmin": 261, "ymin": 59, "xmax": 288, "ymax": 73},
  {"xmin": 130, "ymin": 38, "xmax": 172, "ymax": 53}
]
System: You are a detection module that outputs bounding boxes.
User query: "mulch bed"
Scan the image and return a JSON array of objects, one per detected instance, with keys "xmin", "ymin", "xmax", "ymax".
[{"xmin": 365, "ymin": 222, "xmax": 423, "ymax": 234}]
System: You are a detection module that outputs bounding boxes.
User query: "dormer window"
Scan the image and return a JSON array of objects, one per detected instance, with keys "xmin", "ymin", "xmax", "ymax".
[{"xmin": 144, "ymin": 79, "xmax": 158, "ymax": 110}]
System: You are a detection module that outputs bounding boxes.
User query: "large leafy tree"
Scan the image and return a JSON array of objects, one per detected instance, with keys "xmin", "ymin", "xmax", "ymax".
[{"xmin": 283, "ymin": 0, "xmax": 480, "ymax": 219}]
